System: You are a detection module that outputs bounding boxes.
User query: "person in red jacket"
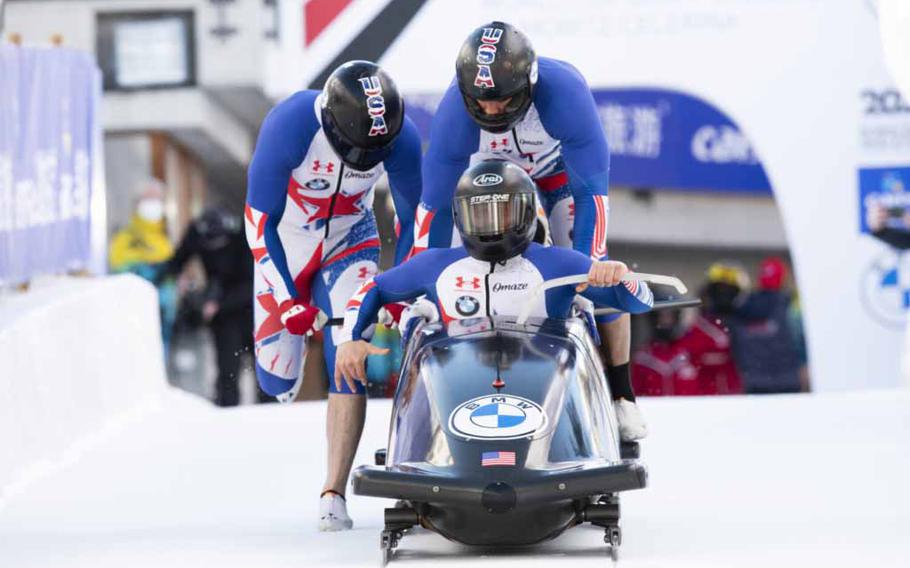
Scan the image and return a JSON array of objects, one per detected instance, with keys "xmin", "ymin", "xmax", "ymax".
[
  {"xmin": 674, "ymin": 314, "xmax": 743, "ymax": 395},
  {"xmin": 632, "ymin": 310, "xmax": 698, "ymax": 396},
  {"xmin": 675, "ymin": 262, "xmax": 746, "ymax": 395}
]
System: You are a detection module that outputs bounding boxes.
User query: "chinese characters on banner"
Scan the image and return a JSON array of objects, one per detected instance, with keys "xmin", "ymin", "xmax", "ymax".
[
  {"xmin": 0, "ymin": 46, "xmax": 101, "ymax": 285},
  {"xmin": 405, "ymin": 87, "xmax": 771, "ymax": 194}
]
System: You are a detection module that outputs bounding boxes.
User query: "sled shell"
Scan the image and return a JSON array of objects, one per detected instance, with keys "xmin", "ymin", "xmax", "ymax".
[{"xmin": 353, "ymin": 316, "xmax": 647, "ymax": 546}]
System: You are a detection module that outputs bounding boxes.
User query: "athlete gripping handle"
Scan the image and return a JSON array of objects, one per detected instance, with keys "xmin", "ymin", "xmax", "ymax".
[
  {"xmin": 415, "ymin": 22, "xmax": 639, "ymax": 423},
  {"xmin": 338, "ymin": 161, "xmax": 652, "ymax": 441}
]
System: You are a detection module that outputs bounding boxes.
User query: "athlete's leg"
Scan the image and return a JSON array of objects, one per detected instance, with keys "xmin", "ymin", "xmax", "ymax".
[
  {"xmin": 314, "ymin": 216, "xmax": 381, "ymax": 498},
  {"xmin": 600, "ymin": 315, "xmax": 633, "ymax": 395},
  {"xmin": 542, "ymin": 192, "xmax": 574, "ymax": 249},
  {"xmin": 252, "ymin": 238, "xmax": 324, "ymax": 402},
  {"xmin": 252, "ymin": 265, "xmax": 306, "ymax": 401},
  {"xmin": 545, "ymin": 191, "xmax": 636, "ymax": 402}
]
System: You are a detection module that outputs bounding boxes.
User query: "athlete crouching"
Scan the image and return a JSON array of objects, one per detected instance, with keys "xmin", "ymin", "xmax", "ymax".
[
  {"xmin": 336, "ymin": 161, "xmax": 652, "ymax": 440},
  {"xmin": 245, "ymin": 61, "xmax": 422, "ymax": 532}
]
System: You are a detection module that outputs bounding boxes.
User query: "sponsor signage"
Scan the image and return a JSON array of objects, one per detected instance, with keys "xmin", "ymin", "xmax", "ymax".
[
  {"xmin": 406, "ymin": 87, "xmax": 772, "ymax": 194},
  {"xmin": 0, "ymin": 46, "xmax": 100, "ymax": 285},
  {"xmin": 449, "ymin": 394, "xmax": 547, "ymax": 440},
  {"xmin": 858, "ymin": 166, "xmax": 910, "ymax": 233}
]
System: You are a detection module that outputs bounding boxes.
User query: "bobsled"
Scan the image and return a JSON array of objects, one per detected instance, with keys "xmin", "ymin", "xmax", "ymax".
[{"xmin": 352, "ymin": 310, "xmax": 650, "ymax": 563}]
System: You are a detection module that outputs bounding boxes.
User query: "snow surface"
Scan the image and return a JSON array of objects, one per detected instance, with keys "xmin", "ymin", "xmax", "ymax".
[
  {"xmin": 0, "ymin": 275, "xmax": 167, "ymax": 499},
  {"xmin": 1, "ymin": 388, "xmax": 908, "ymax": 567}
]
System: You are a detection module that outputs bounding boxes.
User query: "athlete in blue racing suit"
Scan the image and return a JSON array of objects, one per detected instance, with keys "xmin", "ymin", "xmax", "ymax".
[
  {"xmin": 339, "ymin": 242, "xmax": 652, "ymax": 341},
  {"xmin": 245, "ymin": 61, "xmax": 421, "ymax": 531},
  {"xmin": 337, "ymin": 161, "xmax": 652, "ymax": 441},
  {"xmin": 414, "ymin": 22, "xmax": 639, "ymax": 415}
]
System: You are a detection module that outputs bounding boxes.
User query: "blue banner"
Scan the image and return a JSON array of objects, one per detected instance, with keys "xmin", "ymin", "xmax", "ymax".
[
  {"xmin": 406, "ymin": 87, "xmax": 772, "ymax": 194},
  {"xmin": 0, "ymin": 46, "xmax": 100, "ymax": 285},
  {"xmin": 858, "ymin": 165, "xmax": 910, "ymax": 234}
]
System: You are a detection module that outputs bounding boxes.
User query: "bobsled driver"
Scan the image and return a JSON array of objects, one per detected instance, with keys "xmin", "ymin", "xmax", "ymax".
[
  {"xmin": 337, "ymin": 161, "xmax": 653, "ymax": 443},
  {"xmin": 415, "ymin": 22, "xmax": 641, "ymax": 433},
  {"xmin": 245, "ymin": 61, "xmax": 421, "ymax": 531}
]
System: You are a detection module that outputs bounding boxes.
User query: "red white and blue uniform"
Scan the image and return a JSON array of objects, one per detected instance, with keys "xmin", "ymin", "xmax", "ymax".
[
  {"xmin": 245, "ymin": 89, "xmax": 421, "ymax": 397},
  {"xmin": 416, "ymin": 57, "xmax": 610, "ymax": 264},
  {"xmin": 340, "ymin": 243, "xmax": 652, "ymax": 343}
]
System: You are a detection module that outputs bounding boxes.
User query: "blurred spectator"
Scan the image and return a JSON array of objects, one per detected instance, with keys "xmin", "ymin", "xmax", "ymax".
[
  {"xmin": 632, "ymin": 310, "xmax": 698, "ymax": 396},
  {"xmin": 108, "ymin": 179, "xmax": 177, "ymax": 349},
  {"xmin": 867, "ymin": 202, "xmax": 910, "ymax": 250},
  {"xmin": 158, "ymin": 208, "xmax": 260, "ymax": 407},
  {"xmin": 787, "ymin": 293, "xmax": 811, "ymax": 391},
  {"xmin": 725, "ymin": 257, "xmax": 803, "ymax": 394},
  {"xmin": 674, "ymin": 267, "xmax": 744, "ymax": 395}
]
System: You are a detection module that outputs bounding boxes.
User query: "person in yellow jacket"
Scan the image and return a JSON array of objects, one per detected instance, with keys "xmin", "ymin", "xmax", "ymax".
[
  {"xmin": 109, "ymin": 180, "xmax": 177, "ymax": 349},
  {"xmin": 109, "ymin": 182, "xmax": 173, "ymax": 270}
]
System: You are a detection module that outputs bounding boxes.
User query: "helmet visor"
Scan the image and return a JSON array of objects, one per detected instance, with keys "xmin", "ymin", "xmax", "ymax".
[
  {"xmin": 334, "ymin": 139, "xmax": 394, "ymax": 171},
  {"xmin": 454, "ymin": 193, "xmax": 535, "ymax": 237}
]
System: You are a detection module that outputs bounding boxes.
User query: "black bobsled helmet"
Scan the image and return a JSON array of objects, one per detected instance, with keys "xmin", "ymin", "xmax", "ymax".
[
  {"xmin": 320, "ymin": 60, "xmax": 404, "ymax": 171},
  {"xmin": 455, "ymin": 21, "xmax": 537, "ymax": 133},
  {"xmin": 453, "ymin": 160, "xmax": 537, "ymax": 263}
]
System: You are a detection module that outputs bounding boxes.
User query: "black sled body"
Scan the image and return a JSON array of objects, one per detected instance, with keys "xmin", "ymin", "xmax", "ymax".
[{"xmin": 353, "ymin": 316, "xmax": 647, "ymax": 548}]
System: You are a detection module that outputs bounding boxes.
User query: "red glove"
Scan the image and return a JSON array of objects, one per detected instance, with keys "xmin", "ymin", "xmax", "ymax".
[
  {"xmin": 280, "ymin": 301, "xmax": 327, "ymax": 336},
  {"xmin": 378, "ymin": 302, "xmax": 407, "ymax": 328}
]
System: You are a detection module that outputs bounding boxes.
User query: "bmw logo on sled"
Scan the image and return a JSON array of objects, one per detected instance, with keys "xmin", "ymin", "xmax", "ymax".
[{"xmin": 353, "ymin": 314, "xmax": 647, "ymax": 563}]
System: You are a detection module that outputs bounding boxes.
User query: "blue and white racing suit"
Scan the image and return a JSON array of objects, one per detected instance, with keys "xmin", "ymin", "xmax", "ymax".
[
  {"xmin": 246, "ymin": 89, "xmax": 422, "ymax": 399},
  {"xmin": 417, "ymin": 57, "xmax": 614, "ymax": 320},
  {"xmin": 417, "ymin": 57, "xmax": 610, "ymax": 257},
  {"xmin": 340, "ymin": 243, "xmax": 653, "ymax": 344}
]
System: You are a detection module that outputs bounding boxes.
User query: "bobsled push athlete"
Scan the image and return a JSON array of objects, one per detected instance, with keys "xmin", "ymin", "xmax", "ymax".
[
  {"xmin": 416, "ymin": 21, "xmax": 642, "ymax": 441},
  {"xmin": 244, "ymin": 61, "xmax": 421, "ymax": 532},
  {"xmin": 336, "ymin": 160, "xmax": 653, "ymax": 440}
]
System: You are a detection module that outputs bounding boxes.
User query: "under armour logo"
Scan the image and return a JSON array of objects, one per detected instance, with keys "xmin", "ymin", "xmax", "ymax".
[
  {"xmin": 357, "ymin": 266, "xmax": 371, "ymax": 279},
  {"xmin": 489, "ymin": 138, "xmax": 509, "ymax": 150},
  {"xmin": 312, "ymin": 160, "xmax": 335, "ymax": 173},
  {"xmin": 455, "ymin": 276, "xmax": 481, "ymax": 289}
]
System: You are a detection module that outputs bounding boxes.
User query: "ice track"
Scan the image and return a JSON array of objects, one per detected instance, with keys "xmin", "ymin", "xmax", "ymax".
[{"xmin": 1, "ymin": 389, "xmax": 908, "ymax": 567}]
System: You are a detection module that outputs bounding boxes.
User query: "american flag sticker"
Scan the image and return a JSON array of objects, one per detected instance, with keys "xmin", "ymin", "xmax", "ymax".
[{"xmin": 481, "ymin": 451, "xmax": 516, "ymax": 467}]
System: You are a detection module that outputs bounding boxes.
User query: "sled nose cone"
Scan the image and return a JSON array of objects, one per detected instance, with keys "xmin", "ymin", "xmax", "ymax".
[{"xmin": 482, "ymin": 482, "xmax": 517, "ymax": 514}]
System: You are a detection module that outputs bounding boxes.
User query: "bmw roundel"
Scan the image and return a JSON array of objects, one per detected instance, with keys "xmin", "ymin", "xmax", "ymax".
[
  {"xmin": 449, "ymin": 395, "xmax": 547, "ymax": 440},
  {"xmin": 455, "ymin": 295, "xmax": 480, "ymax": 316},
  {"xmin": 861, "ymin": 251, "xmax": 908, "ymax": 329},
  {"xmin": 305, "ymin": 178, "xmax": 331, "ymax": 191}
]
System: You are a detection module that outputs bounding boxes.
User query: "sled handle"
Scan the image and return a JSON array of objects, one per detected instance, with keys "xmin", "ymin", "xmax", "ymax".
[
  {"xmin": 515, "ymin": 272, "xmax": 689, "ymax": 325},
  {"xmin": 322, "ymin": 297, "xmax": 701, "ymax": 327},
  {"xmin": 323, "ymin": 297, "xmax": 701, "ymax": 328},
  {"xmin": 593, "ymin": 297, "xmax": 701, "ymax": 317}
]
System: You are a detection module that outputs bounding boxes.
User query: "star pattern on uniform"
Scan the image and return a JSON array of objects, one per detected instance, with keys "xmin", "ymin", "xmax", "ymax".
[
  {"xmin": 254, "ymin": 293, "xmax": 290, "ymax": 342},
  {"xmin": 289, "ymin": 182, "xmax": 368, "ymax": 224}
]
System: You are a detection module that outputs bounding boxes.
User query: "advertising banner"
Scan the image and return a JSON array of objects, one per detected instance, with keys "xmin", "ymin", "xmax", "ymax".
[
  {"xmin": 407, "ymin": 88, "xmax": 772, "ymax": 193},
  {"xmin": 0, "ymin": 46, "xmax": 100, "ymax": 285}
]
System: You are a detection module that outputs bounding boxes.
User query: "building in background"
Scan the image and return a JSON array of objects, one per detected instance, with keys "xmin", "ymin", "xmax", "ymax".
[{"xmin": 2, "ymin": 0, "xmax": 283, "ymax": 239}]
